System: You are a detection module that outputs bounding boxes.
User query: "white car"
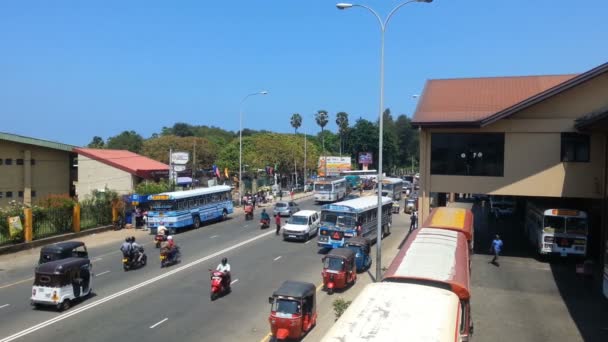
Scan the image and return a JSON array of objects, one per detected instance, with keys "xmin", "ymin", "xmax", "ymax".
[{"xmin": 282, "ymin": 210, "xmax": 320, "ymax": 241}]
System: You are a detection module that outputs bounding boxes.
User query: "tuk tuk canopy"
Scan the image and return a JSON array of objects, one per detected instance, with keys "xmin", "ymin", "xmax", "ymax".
[
  {"xmin": 273, "ymin": 281, "xmax": 316, "ymax": 299},
  {"xmin": 345, "ymin": 237, "xmax": 371, "ymax": 250},
  {"xmin": 39, "ymin": 241, "xmax": 87, "ymax": 264},
  {"xmin": 325, "ymin": 247, "xmax": 356, "ymax": 260}
]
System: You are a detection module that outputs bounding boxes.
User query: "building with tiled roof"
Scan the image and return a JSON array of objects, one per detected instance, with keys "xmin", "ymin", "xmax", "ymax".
[
  {"xmin": 0, "ymin": 132, "xmax": 77, "ymax": 207},
  {"xmin": 73, "ymin": 148, "xmax": 169, "ymax": 199}
]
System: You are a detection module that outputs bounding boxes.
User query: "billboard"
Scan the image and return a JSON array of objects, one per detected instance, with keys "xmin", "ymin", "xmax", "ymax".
[
  {"xmin": 318, "ymin": 156, "xmax": 351, "ymax": 177},
  {"xmin": 171, "ymin": 152, "xmax": 189, "ymax": 165},
  {"xmin": 358, "ymin": 152, "xmax": 373, "ymax": 165}
]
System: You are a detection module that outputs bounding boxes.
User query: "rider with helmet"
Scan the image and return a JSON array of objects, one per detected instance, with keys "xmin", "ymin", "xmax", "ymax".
[
  {"xmin": 130, "ymin": 236, "xmax": 144, "ymax": 263},
  {"xmin": 216, "ymin": 257, "xmax": 231, "ymax": 289},
  {"xmin": 120, "ymin": 237, "xmax": 132, "ymax": 258}
]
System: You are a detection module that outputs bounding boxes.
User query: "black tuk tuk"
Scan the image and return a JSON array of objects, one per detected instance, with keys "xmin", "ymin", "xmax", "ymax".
[
  {"xmin": 31, "ymin": 257, "xmax": 93, "ymax": 311},
  {"xmin": 268, "ymin": 281, "xmax": 317, "ymax": 341},
  {"xmin": 344, "ymin": 236, "xmax": 372, "ymax": 272},
  {"xmin": 39, "ymin": 241, "xmax": 89, "ymax": 264}
]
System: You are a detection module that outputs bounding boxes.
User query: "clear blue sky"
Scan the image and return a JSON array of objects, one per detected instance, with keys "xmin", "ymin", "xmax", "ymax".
[{"xmin": 2, "ymin": 0, "xmax": 607, "ymax": 146}]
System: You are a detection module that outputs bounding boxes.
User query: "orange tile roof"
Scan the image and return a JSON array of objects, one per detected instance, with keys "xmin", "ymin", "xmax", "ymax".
[
  {"xmin": 74, "ymin": 148, "xmax": 169, "ymax": 179},
  {"xmin": 412, "ymin": 74, "xmax": 577, "ymax": 125}
]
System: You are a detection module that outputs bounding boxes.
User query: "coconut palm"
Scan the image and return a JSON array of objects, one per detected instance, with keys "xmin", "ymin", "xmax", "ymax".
[
  {"xmin": 290, "ymin": 113, "xmax": 302, "ymax": 134},
  {"xmin": 335, "ymin": 112, "xmax": 349, "ymax": 156}
]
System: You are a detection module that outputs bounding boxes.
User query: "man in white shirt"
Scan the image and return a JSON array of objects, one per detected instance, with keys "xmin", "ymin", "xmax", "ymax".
[{"xmin": 216, "ymin": 257, "xmax": 231, "ymax": 289}]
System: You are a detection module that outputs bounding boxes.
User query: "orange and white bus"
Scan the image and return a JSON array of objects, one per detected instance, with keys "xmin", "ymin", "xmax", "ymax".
[
  {"xmin": 321, "ymin": 227, "xmax": 473, "ymax": 341},
  {"xmin": 423, "ymin": 206, "xmax": 475, "ymax": 252}
]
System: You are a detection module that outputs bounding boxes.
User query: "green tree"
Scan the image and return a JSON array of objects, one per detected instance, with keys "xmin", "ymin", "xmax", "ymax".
[
  {"xmin": 141, "ymin": 135, "xmax": 217, "ymax": 170},
  {"xmin": 290, "ymin": 113, "xmax": 302, "ymax": 133},
  {"xmin": 172, "ymin": 122, "xmax": 195, "ymax": 137},
  {"xmin": 134, "ymin": 179, "xmax": 172, "ymax": 195},
  {"xmin": 335, "ymin": 112, "xmax": 349, "ymax": 156},
  {"xmin": 106, "ymin": 130, "xmax": 144, "ymax": 153},
  {"xmin": 380, "ymin": 109, "xmax": 399, "ymax": 171},
  {"xmin": 395, "ymin": 114, "xmax": 419, "ymax": 168},
  {"xmin": 315, "ymin": 110, "xmax": 329, "ymax": 154},
  {"xmin": 87, "ymin": 136, "xmax": 105, "ymax": 149}
]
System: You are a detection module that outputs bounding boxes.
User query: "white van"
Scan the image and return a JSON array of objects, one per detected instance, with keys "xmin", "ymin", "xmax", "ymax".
[{"xmin": 282, "ymin": 210, "xmax": 320, "ymax": 241}]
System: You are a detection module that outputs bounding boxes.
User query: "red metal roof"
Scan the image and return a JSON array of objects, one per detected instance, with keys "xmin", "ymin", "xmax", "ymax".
[
  {"xmin": 74, "ymin": 148, "xmax": 169, "ymax": 179},
  {"xmin": 412, "ymin": 74, "xmax": 577, "ymax": 126}
]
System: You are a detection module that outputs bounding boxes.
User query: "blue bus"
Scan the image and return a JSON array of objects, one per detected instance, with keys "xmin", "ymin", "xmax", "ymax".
[
  {"xmin": 146, "ymin": 185, "xmax": 234, "ymax": 234},
  {"xmin": 317, "ymin": 196, "xmax": 393, "ymax": 249}
]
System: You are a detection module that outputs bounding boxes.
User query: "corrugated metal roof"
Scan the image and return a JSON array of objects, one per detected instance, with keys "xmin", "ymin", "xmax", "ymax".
[
  {"xmin": 412, "ymin": 74, "xmax": 577, "ymax": 125},
  {"xmin": 0, "ymin": 132, "xmax": 75, "ymax": 152},
  {"xmin": 74, "ymin": 148, "xmax": 169, "ymax": 178}
]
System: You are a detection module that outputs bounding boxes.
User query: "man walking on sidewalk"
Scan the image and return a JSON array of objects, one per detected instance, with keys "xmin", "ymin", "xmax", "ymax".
[
  {"xmin": 275, "ymin": 213, "xmax": 282, "ymax": 236},
  {"xmin": 490, "ymin": 234, "xmax": 503, "ymax": 265},
  {"xmin": 409, "ymin": 211, "xmax": 418, "ymax": 232}
]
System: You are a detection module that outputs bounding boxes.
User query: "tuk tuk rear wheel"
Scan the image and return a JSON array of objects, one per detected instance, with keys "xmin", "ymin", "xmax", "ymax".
[{"xmin": 327, "ymin": 288, "xmax": 333, "ymax": 295}]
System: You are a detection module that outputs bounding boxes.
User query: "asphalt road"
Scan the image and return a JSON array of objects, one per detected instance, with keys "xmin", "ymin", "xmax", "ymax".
[{"xmin": 0, "ymin": 195, "xmax": 411, "ymax": 342}]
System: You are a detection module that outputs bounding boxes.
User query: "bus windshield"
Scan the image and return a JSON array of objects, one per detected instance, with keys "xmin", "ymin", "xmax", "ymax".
[
  {"xmin": 321, "ymin": 212, "xmax": 338, "ymax": 226},
  {"xmin": 150, "ymin": 200, "xmax": 175, "ymax": 210},
  {"xmin": 336, "ymin": 215, "xmax": 356, "ymax": 229},
  {"xmin": 544, "ymin": 216, "xmax": 565, "ymax": 233},
  {"xmin": 566, "ymin": 217, "xmax": 588, "ymax": 235},
  {"xmin": 315, "ymin": 184, "xmax": 332, "ymax": 191}
]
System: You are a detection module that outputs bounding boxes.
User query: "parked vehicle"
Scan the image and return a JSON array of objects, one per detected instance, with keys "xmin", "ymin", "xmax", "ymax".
[
  {"xmin": 39, "ymin": 241, "xmax": 89, "ymax": 264},
  {"xmin": 344, "ymin": 237, "xmax": 372, "ymax": 272},
  {"xmin": 405, "ymin": 198, "xmax": 417, "ymax": 214},
  {"xmin": 209, "ymin": 269, "xmax": 230, "ymax": 300},
  {"xmin": 282, "ymin": 210, "xmax": 320, "ymax": 241},
  {"xmin": 273, "ymin": 201, "xmax": 300, "ymax": 217},
  {"xmin": 31, "ymin": 257, "xmax": 93, "ymax": 311},
  {"xmin": 321, "ymin": 248, "xmax": 357, "ymax": 294},
  {"xmin": 268, "ymin": 281, "xmax": 317, "ymax": 341},
  {"xmin": 423, "ymin": 206, "xmax": 475, "ymax": 252},
  {"xmin": 122, "ymin": 247, "xmax": 147, "ymax": 271}
]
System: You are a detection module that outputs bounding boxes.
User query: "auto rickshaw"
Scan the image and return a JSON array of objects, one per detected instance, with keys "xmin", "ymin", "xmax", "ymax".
[
  {"xmin": 39, "ymin": 241, "xmax": 89, "ymax": 264},
  {"xmin": 344, "ymin": 237, "xmax": 372, "ymax": 273},
  {"xmin": 321, "ymin": 248, "xmax": 357, "ymax": 294},
  {"xmin": 31, "ymin": 257, "xmax": 93, "ymax": 311},
  {"xmin": 268, "ymin": 281, "xmax": 317, "ymax": 341}
]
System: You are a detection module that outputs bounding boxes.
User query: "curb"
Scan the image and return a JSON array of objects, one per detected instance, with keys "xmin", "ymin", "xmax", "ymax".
[{"xmin": 0, "ymin": 225, "xmax": 115, "ymax": 256}]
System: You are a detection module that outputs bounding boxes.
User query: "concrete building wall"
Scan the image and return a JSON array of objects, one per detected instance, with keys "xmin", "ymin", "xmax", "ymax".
[
  {"xmin": 0, "ymin": 140, "xmax": 71, "ymax": 207},
  {"xmin": 75, "ymin": 156, "xmax": 134, "ymax": 199}
]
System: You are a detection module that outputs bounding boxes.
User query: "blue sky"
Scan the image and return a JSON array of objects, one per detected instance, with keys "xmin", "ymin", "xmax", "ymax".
[{"xmin": 2, "ymin": 0, "xmax": 607, "ymax": 146}]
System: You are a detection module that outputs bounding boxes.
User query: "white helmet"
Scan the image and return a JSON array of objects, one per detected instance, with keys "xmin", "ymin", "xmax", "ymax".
[{"xmin": 167, "ymin": 236, "xmax": 173, "ymax": 240}]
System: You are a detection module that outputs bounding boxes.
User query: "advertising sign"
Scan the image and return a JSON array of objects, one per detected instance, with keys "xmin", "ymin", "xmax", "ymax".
[
  {"xmin": 173, "ymin": 165, "xmax": 186, "ymax": 172},
  {"xmin": 358, "ymin": 152, "xmax": 373, "ymax": 165},
  {"xmin": 8, "ymin": 216, "xmax": 23, "ymax": 238},
  {"xmin": 318, "ymin": 156, "xmax": 351, "ymax": 177},
  {"xmin": 171, "ymin": 152, "xmax": 189, "ymax": 165}
]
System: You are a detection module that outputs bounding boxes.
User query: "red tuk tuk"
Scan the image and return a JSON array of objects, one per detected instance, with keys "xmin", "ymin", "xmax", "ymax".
[
  {"xmin": 268, "ymin": 281, "xmax": 317, "ymax": 340},
  {"xmin": 321, "ymin": 248, "xmax": 357, "ymax": 294}
]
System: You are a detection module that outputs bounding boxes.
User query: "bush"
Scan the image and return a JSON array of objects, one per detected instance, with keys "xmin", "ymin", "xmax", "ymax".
[
  {"xmin": 332, "ymin": 298, "xmax": 352, "ymax": 320},
  {"xmin": 80, "ymin": 188, "xmax": 120, "ymax": 229},
  {"xmin": 135, "ymin": 180, "xmax": 172, "ymax": 195}
]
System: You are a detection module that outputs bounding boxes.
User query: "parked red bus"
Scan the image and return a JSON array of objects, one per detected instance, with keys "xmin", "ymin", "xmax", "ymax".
[
  {"xmin": 423, "ymin": 206, "xmax": 474, "ymax": 251},
  {"xmin": 321, "ymin": 227, "xmax": 473, "ymax": 341}
]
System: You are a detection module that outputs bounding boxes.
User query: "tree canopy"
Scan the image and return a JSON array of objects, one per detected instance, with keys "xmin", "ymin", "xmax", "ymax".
[{"xmin": 106, "ymin": 130, "xmax": 144, "ymax": 153}]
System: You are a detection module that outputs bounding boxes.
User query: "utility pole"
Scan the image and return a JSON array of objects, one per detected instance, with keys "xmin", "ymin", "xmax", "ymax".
[
  {"xmin": 169, "ymin": 148, "xmax": 174, "ymax": 191},
  {"xmin": 192, "ymin": 142, "xmax": 196, "ymax": 188}
]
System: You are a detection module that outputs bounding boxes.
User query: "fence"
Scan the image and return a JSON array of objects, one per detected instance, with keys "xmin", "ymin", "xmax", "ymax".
[
  {"xmin": 32, "ymin": 207, "xmax": 74, "ymax": 240},
  {"xmin": 80, "ymin": 202, "xmax": 112, "ymax": 230}
]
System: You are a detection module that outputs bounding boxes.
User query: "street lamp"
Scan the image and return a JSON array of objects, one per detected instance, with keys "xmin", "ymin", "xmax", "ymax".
[
  {"xmin": 239, "ymin": 90, "xmax": 268, "ymax": 205},
  {"xmin": 337, "ymin": 0, "xmax": 432, "ymax": 282}
]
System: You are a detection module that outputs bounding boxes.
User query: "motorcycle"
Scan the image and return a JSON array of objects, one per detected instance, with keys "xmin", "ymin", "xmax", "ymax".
[
  {"xmin": 154, "ymin": 234, "xmax": 167, "ymax": 248},
  {"xmin": 244, "ymin": 205, "xmax": 254, "ymax": 221},
  {"xmin": 160, "ymin": 246, "xmax": 181, "ymax": 268},
  {"xmin": 122, "ymin": 248, "xmax": 147, "ymax": 271},
  {"xmin": 260, "ymin": 218, "xmax": 270, "ymax": 229},
  {"xmin": 209, "ymin": 269, "xmax": 231, "ymax": 301}
]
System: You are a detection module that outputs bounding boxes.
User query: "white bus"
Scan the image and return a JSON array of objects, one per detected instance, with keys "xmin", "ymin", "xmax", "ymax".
[
  {"xmin": 525, "ymin": 201, "xmax": 588, "ymax": 257},
  {"xmin": 314, "ymin": 178, "xmax": 347, "ymax": 203},
  {"xmin": 339, "ymin": 170, "xmax": 378, "ymax": 180},
  {"xmin": 378, "ymin": 177, "xmax": 404, "ymax": 202}
]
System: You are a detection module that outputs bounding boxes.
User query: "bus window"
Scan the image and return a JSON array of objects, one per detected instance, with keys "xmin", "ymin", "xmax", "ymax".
[
  {"xmin": 566, "ymin": 217, "xmax": 587, "ymax": 235},
  {"xmin": 315, "ymin": 184, "xmax": 332, "ymax": 191},
  {"xmin": 322, "ymin": 212, "xmax": 338, "ymax": 225},
  {"xmin": 544, "ymin": 216, "xmax": 565, "ymax": 233},
  {"xmin": 336, "ymin": 215, "xmax": 356, "ymax": 229}
]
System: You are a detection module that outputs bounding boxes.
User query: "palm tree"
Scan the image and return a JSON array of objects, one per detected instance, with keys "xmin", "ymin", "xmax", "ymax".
[
  {"xmin": 315, "ymin": 110, "xmax": 329, "ymax": 152},
  {"xmin": 335, "ymin": 112, "xmax": 349, "ymax": 156},
  {"xmin": 290, "ymin": 113, "xmax": 302, "ymax": 134}
]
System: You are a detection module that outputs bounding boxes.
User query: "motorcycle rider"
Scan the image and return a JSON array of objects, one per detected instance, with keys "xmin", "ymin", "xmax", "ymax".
[
  {"xmin": 120, "ymin": 237, "xmax": 132, "ymax": 259},
  {"xmin": 216, "ymin": 257, "xmax": 231, "ymax": 290},
  {"xmin": 162, "ymin": 236, "xmax": 178, "ymax": 261},
  {"xmin": 130, "ymin": 236, "xmax": 144, "ymax": 263},
  {"xmin": 260, "ymin": 209, "xmax": 270, "ymax": 222},
  {"xmin": 157, "ymin": 221, "xmax": 168, "ymax": 237}
]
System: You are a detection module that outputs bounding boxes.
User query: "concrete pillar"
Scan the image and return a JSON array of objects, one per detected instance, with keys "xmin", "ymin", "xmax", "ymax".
[
  {"xmin": 449, "ymin": 192, "xmax": 456, "ymax": 203},
  {"xmin": 419, "ymin": 129, "xmax": 431, "ymax": 223},
  {"xmin": 73, "ymin": 204, "xmax": 81, "ymax": 233},
  {"xmin": 23, "ymin": 150, "xmax": 32, "ymax": 206},
  {"xmin": 24, "ymin": 208, "xmax": 33, "ymax": 242}
]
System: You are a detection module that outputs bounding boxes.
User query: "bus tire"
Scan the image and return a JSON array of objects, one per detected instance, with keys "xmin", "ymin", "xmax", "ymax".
[
  {"xmin": 169, "ymin": 228, "xmax": 176, "ymax": 235},
  {"xmin": 193, "ymin": 216, "xmax": 201, "ymax": 229},
  {"xmin": 221, "ymin": 209, "xmax": 228, "ymax": 221}
]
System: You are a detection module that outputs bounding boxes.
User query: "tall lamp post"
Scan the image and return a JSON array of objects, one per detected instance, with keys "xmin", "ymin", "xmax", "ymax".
[
  {"xmin": 239, "ymin": 91, "xmax": 268, "ymax": 205},
  {"xmin": 337, "ymin": 0, "xmax": 432, "ymax": 282}
]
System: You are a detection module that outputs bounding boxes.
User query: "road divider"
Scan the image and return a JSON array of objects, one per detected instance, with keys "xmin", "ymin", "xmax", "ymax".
[{"xmin": 0, "ymin": 229, "xmax": 276, "ymax": 342}]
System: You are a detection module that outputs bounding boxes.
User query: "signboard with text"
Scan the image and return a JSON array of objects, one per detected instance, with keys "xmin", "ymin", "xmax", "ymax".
[
  {"xmin": 171, "ymin": 152, "xmax": 189, "ymax": 165},
  {"xmin": 358, "ymin": 152, "xmax": 373, "ymax": 165},
  {"xmin": 318, "ymin": 156, "xmax": 351, "ymax": 177}
]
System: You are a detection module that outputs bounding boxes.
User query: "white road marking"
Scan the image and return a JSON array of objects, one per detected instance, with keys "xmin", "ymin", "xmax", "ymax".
[
  {"xmin": 230, "ymin": 279, "xmax": 239, "ymax": 285},
  {"xmin": 243, "ymin": 225, "xmax": 249, "ymax": 228},
  {"xmin": 273, "ymin": 256, "xmax": 282, "ymax": 261},
  {"xmin": 305, "ymin": 239, "xmax": 312, "ymax": 244},
  {"xmin": 92, "ymin": 257, "xmax": 103, "ymax": 262},
  {"xmin": 149, "ymin": 318, "xmax": 168, "ymax": 329},
  {"xmin": 0, "ymin": 229, "xmax": 276, "ymax": 342},
  {"xmin": 0, "ymin": 304, "xmax": 9, "ymax": 309},
  {"xmin": 96, "ymin": 271, "xmax": 110, "ymax": 277},
  {"xmin": 210, "ymin": 235, "xmax": 219, "ymax": 239}
]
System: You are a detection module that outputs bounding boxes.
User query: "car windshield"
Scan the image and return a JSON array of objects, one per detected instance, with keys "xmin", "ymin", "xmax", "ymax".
[
  {"xmin": 275, "ymin": 203, "xmax": 287, "ymax": 208},
  {"xmin": 315, "ymin": 184, "xmax": 332, "ymax": 191},
  {"xmin": 288, "ymin": 216, "xmax": 308, "ymax": 225},
  {"xmin": 324, "ymin": 257, "xmax": 345, "ymax": 271},
  {"xmin": 566, "ymin": 217, "xmax": 588, "ymax": 235},
  {"xmin": 273, "ymin": 299, "xmax": 301, "ymax": 315},
  {"xmin": 544, "ymin": 216, "xmax": 565, "ymax": 233}
]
